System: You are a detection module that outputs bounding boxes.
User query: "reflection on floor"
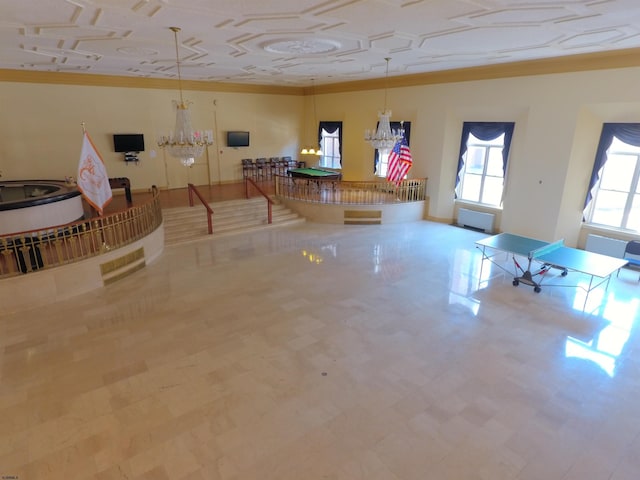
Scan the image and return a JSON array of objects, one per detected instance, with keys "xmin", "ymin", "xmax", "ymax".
[{"xmin": 2, "ymin": 221, "xmax": 640, "ymax": 479}]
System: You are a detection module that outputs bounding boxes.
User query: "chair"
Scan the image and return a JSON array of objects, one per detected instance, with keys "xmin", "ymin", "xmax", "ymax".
[
  {"xmin": 621, "ymin": 240, "xmax": 640, "ymax": 282},
  {"xmin": 282, "ymin": 156, "xmax": 295, "ymax": 170},
  {"xmin": 241, "ymin": 159, "xmax": 255, "ymax": 179},
  {"xmin": 254, "ymin": 158, "xmax": 267, "ymax": 179},
  {"xmin": 279, "ymin": 157, "xmax": 291, "ymax": 175},
  {"xmin": 268, "ymin": 157, "xmax": 280, "ymax": 177}
]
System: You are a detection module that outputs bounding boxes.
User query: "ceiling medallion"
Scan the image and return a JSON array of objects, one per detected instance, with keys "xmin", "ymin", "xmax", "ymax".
[{"xmin": 263, "ymin": 38, "xmax": 341, "ymax": 55}]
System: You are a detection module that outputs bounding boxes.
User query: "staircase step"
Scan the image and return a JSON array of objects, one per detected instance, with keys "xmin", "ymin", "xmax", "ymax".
[{"xmin": 162, "ymin": 197, "xmax": 304, "ymax": 246}]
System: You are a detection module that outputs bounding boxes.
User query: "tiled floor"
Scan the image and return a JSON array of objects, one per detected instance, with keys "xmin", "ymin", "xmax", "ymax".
[{"xmin": 2, "ymin": 220, "xmax": 640, "ymax": 479}]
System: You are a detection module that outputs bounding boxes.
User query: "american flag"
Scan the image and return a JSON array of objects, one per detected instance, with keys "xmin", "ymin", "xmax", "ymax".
[{"xmin": 386, "ymin": 135, "xmax": 413, "ymax": 185}]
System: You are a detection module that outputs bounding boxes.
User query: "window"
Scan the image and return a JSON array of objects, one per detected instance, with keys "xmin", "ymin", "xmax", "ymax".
[
  {"xmin": 374, "ymin": 122, "xmax": 411, "ymax": 177},
  {"xmin": 455, "ymin": 122, "xmax": 515, "ymax": 207},
  {"xmin": 584, "ymin": 123, "xmax": 640, "ymax": 231},
  {"xmin": 456, "ymin": 133, "xmax": 506, "ymax": 205},
  {"xmin": 318, "ymin": 121, "xmax": 342, "ymax": 169},
  {"xmin": 320, "ymin": 127, "xmax": 340, "ymax": 168},
  {"xmin": 377, "ymin": 150, "xmax": 397, "ymax": 178}
]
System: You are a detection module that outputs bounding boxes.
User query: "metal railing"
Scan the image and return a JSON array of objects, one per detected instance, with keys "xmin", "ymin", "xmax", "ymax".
[
  {"xmin": 245, "ymin": 177, "xmax": 274, "ymax": 224},
  {"xmin": 274, "ymin": 175, "xmax": 427, "ymax": 204},
  {"xmin": 188, "ymin": 183, "xmax": 214, "ymax": 234},
  {"xmin": 0, "ymin": 187, "xmax": 163, "ymax": 278}
]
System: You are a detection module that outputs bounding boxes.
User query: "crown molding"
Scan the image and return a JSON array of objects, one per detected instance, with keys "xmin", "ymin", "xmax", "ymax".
[
  {"xmin": 0, "ymin": 69, "xmax": 305, "ymax": 96},
  {"xmin": 313, "ymin": 46, "xmax": 640, "ymax": 95},
  {"xmin": 4, "ymin": 46, "xmax": 640, "ymax": 97}
]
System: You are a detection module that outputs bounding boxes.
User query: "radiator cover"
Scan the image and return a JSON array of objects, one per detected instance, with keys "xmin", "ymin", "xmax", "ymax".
[
  {"xmin": 585, "ymin": 234, "xmax": 627, "ymax": 258},
  {"xmin": 457, "ymin": 208, "xmax": 495, "ymax": 233}
]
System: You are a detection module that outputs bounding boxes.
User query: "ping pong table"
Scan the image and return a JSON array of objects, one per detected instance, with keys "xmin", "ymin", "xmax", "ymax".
[{"xmin": 476, "ymin": 233, "xmax": 628, "ymax": 296}]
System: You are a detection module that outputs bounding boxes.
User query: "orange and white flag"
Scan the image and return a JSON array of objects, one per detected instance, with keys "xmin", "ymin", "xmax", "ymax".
[{"xmin": 77, "ymin": 131, "xmax": 112, "ymax": 215}]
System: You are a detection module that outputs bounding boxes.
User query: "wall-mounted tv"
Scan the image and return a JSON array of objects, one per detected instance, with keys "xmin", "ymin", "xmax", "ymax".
[
  {"xmin": 227, "ymin": 131, "xmax": 250, "ymax": 147},
  {"xmin": 113, "ymin": 134, "xmax": 145, "ymax": 152}
]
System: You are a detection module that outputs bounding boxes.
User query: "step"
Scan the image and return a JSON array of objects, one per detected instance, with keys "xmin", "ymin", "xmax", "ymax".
[
  {"xmin": 163, "ymin": 211, "xmax": 302, "ymax": 239},
  {"xmin": 162, "ymin": 197, "xmax": 304, "ymax": 246},
  {"xmin": 163, "ymin": 217, "xmax": 306, "ymax": 245},
  {"xmin": 163, "ymin": 204, "xmax": 295, "ymax": 230}
]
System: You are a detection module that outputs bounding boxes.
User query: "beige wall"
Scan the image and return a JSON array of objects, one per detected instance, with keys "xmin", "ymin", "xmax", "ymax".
[
  {"xmin": 3, "ymin": 65, "xmax": 640, "ymax": 244},
  {"xmin": 312, "ymin": 68, "xmax": 640, "ymax": 244},
  {"xmin": 0, "ymin": 82, "xmax": 303, "ymax": 189}
]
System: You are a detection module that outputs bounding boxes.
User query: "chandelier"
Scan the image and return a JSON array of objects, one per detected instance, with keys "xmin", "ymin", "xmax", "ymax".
[
  {"xmin": 300, "ymin": 79, "xmax": 323, "ymax": 156},
  {"xmin": 364, "ymin": 58, "xmax": 403, "ymax": 152},
  {"xmin": 157, "ymin": 27, "xmax": 213, "ymax": 167}
]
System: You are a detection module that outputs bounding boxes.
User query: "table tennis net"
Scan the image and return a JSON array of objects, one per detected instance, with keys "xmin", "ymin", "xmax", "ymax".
[{"xmin": 530, "ymin": 239, "xmax": 564, "ymax": 258}]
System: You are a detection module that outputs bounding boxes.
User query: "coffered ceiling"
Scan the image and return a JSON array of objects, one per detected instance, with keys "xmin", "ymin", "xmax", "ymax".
[{"xmin": 2, "ymin": 0, "xmax": 640, "ymax": 87}]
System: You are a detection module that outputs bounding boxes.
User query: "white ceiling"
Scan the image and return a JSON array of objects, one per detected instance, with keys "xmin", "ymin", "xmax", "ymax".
[{"xmin": 3, "ymin": 0, "xmax": 640, "ymax": 87}]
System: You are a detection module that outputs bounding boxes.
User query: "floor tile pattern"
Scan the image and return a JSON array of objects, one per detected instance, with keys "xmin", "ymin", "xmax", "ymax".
[{"xmin": 1, "ymin": 221, "xmax": 639, "ymax": 479}]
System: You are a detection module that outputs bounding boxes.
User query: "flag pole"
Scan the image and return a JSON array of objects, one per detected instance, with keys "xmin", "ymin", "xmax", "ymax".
[
  {"xmin": 80, "ymin": 122, "xmax": 103, "ymax": 249},
  {"xmin": 81, "ymin": 122, "xmax": 99, "ymax": 218}
]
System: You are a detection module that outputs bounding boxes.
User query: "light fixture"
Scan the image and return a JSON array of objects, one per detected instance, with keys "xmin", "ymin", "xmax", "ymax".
[
  {"xmin": 300, "ymin": 79, "xmax": 323, "ymax": 157},
  {"xmin": 364, "ymin": 58, "xmax": 403, "ymax": 152},
  {"xmin": 157, "ymin": 27, "xmax": 213, "ymax": 167}
]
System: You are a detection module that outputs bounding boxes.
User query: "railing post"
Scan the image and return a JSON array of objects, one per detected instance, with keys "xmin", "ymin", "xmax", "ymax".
[
  {"xmin": 244, "ymin": 177, "xmax": 274, "ymax": 224},
  {"xmin": 186, "ymin": 183, "xmax": 214, "ymax": 234}
]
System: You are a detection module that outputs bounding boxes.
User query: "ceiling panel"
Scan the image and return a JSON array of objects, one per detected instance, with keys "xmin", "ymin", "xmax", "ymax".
[{"xmin": 1, "ymin": 0, "xmax": 640, "ymax": 86}]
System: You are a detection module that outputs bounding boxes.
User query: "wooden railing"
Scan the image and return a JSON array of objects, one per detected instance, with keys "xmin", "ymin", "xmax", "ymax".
[
  {"xmin": 187, "ymin": 183, "xmax": 214, "ymax": 234},
  {"xmin": 245, "ymin": 177, "xmax": 274, "ymax": 224},
  {"xmin": 0, "ymin": 187, "xmax": 163, "ymax": 278},
  {"xmin": 274, "ymin": 176, "xmax": 427, "ymax": 204}
]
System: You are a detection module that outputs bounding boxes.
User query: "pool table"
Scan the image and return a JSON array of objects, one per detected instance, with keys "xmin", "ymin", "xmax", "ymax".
[{"xmin": 287, "ymin": 167, "xmax": 342, "ymax": 180}]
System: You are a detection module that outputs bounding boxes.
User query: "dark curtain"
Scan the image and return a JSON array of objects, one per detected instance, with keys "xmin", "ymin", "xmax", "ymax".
[
  {"xmin": 319, "ymin": 121, "xmax": 342, "ymax": 164},
  {"xmin": 373, "ymin": 121, "xmax": 411, "ymax": 173},
  {"xmin": 455, "ymin": 121, "xmax": 515, "ymax": 196},
  {"xmin": 584, "ymin": 123, "xmax": 640, "ymax": 211}
]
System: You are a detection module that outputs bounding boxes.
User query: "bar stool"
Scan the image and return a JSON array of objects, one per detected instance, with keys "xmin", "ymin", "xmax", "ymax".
[
  {"xmin": 241, "ymin": 159, "xmax": 255, "ymax": 178},
  {"xmin": 268, "ymin": 157, "xmax": 280, "ymax": 177},
  {"xmin": 254, "ymin": 158, "xmax": 267, "ymax": 179},
  {"xmin": 279, "ymin": 157, "xmax": 290, "ymax": 175}
]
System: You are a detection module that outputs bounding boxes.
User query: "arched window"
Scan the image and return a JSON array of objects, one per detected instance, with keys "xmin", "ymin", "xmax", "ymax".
[
  {"xmin": 318, "ymin": 121, "xmax": 342, "ymax": 169},
  {"xmin": 584, "ymin": 123, "xmax": 640, "ymax": 231},
  {"xmin": 455, "ymin": 122, "xmax": 515, "ymax": 207}
]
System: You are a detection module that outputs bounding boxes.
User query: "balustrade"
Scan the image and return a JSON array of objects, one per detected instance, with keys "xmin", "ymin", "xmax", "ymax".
[
  {"xmin": 0, "ymin": 188, "xmax": 162, "ymax": 278},
  {"xmin": 274, "ymin": 176, "xmax": 427, "ymax": 204}
]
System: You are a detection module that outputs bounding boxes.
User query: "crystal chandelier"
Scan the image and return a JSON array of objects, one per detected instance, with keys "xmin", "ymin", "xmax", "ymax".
[
  {"xmin": 300, "ymin": 79, "xmax": 323, "ymax": 156},
  {"xmin": 364, "ymin": 58, "xmax": 402, "ymax": 152},
  {"xmin": 157, "ymin": 27, "xmax": 213, "ymax": 167}
]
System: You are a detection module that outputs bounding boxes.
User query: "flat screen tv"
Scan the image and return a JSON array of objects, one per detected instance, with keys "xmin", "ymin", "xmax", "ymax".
[
  {"xmin": 227, "ymin": 131, "xmax": 250, "ymax": 147},
  {"xmin": 113, "ymin": 134, "xmax": 145, "ymax": 152}
]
